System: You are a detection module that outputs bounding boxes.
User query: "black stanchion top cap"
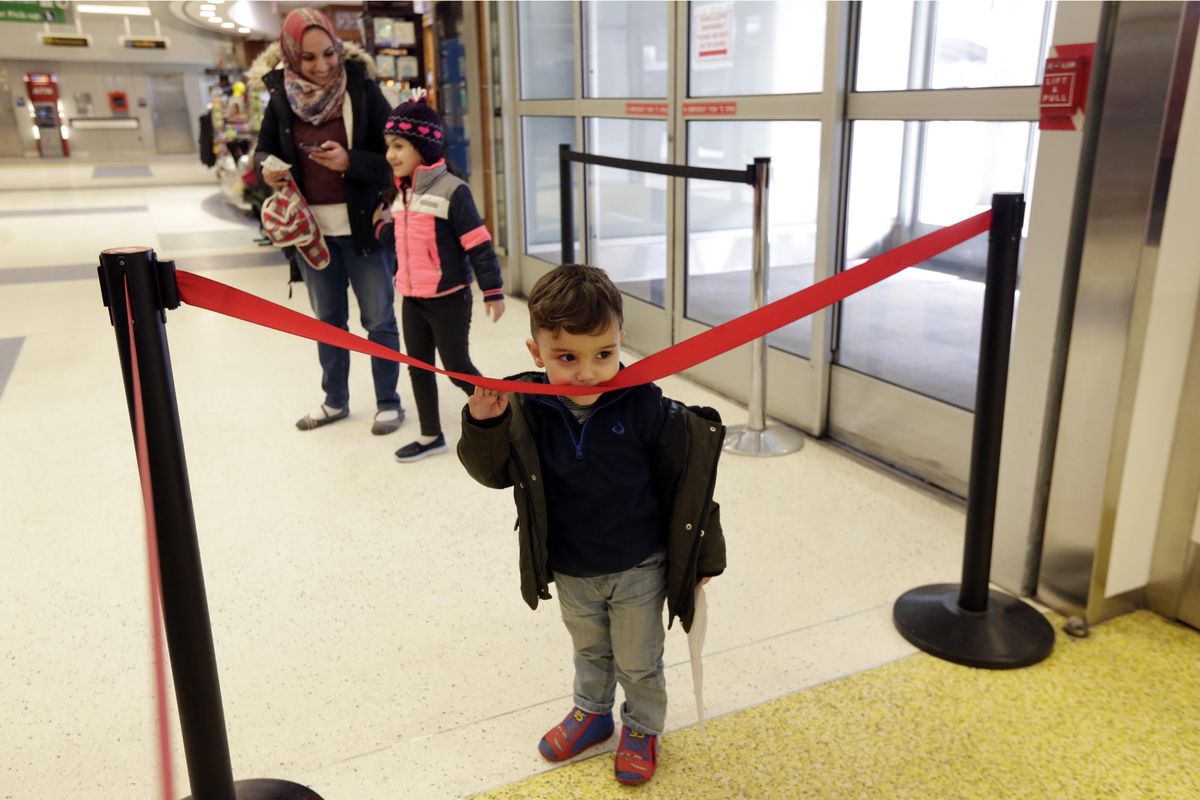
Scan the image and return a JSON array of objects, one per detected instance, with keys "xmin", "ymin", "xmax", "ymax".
[{"xmin": 103, "ymin": 246, "xmax": 155, "ymax": 255}]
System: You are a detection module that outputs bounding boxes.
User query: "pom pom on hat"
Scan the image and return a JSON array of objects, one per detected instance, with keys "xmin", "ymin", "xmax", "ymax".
[{"xmin": 383, "ymin": 88, "xmax": 445, "ymax": 166}]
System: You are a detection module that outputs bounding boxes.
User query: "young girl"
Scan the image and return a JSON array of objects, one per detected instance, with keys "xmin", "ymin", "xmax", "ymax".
[{"xmin": 374, "ymin": 93, "xmax": 505, "ymax": 462}]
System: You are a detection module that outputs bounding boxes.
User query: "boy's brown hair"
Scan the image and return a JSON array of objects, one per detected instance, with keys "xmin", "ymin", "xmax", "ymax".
[{"xmin": 527, "ymin": 264, "xmax": 624, "ymax": 336}]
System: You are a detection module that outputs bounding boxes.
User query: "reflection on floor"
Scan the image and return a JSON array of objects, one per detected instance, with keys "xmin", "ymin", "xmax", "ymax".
[{"xmin": 4, "ymin": 157, "xmax": 1181, "ymax": 800}]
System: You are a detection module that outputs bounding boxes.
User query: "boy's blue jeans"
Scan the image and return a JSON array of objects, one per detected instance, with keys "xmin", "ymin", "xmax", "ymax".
[
  {"xmin": 299, "ymin": 237, "xmax": 401, "ymax": 411},
  {"xmin": 553, "ymin": 550, "xmax": 668, "ymax": 736}
]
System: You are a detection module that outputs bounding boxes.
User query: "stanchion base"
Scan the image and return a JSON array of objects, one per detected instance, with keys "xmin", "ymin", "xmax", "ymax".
[
  {"xmin": 723, "ymin": 421, "xmax": 805, "ymax": 456},
  {"xmin": 893, "ymin": 583, "xmax": 1055, "ymax": 669},
  {"xmin": 182, "ymin": 779, "xmax": 325, "ymax": 800}
]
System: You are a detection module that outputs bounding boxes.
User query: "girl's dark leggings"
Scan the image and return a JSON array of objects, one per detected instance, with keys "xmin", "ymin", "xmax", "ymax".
[{"xmin": 401, "ymin": 287, "xmax": 481, "ymax": 437}]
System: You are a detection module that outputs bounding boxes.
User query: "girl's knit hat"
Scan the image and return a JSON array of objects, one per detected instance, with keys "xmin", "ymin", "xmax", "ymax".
[{"xmin": 384, "ymin": 89, "xmax": 444, "ymax": 166}]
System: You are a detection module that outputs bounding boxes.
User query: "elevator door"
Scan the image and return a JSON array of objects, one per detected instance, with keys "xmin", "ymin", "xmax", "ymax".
[{"xmin": 148, "ymin": 73, "xmax": 193, "ymax": 155}]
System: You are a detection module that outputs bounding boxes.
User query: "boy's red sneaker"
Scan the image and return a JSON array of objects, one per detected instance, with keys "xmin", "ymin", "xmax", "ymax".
[
  {"xmin": 614, "ymin": 725, "xmax": 657, "ymax": 785},
  {"xmin": 537, "ymin": 707, "xmax": 614, "ymax": 762}
]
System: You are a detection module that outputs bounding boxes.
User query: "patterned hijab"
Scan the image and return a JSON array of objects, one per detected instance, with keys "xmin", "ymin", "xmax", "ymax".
[{"xmin": 279, "ymin": 8, "xmax": 347, "ymax": 126}]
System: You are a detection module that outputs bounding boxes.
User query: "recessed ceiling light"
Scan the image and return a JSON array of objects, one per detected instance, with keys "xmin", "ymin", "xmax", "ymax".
[
  {"xmin": 77, "ymin": 3, "xmax": 152, "ymax": 14},
  {"xmin": 221, "ymin": 21, "xmax": 234, "ymax": 28},
  {"xmin": 198, "ymin": 9, "xmax": 213, "ymax": 16},
  {"xmin": 237, "ymin": 27, "xmax": 250, "ymax": 33},
  {"xmin": 199, "ymin": 3, "xmax": 215, "ymax": 8},
  {"xmin": 208, "ymin": 16, "xmax": 222, "ymax": 24}
]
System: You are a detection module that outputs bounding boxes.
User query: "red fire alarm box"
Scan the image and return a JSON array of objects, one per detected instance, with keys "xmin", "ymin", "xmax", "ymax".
[
  {"xmin": 108, "ymin": 90, "xmax": 129, "ymax": 114},
  {"xmin": 1040, "ymin": 44, "xmax": 1095, "ymax": 131}
]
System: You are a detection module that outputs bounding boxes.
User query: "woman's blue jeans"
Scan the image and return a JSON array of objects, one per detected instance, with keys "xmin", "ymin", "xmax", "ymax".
[{"xmin": 299, "ymin": 236, "xmax": 401, "ymax": 411}]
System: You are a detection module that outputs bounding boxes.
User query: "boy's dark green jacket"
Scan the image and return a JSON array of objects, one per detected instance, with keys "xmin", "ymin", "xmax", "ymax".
[{"xmin": 457, "ymin": 375, "xmax": 727, "ymax": 633}]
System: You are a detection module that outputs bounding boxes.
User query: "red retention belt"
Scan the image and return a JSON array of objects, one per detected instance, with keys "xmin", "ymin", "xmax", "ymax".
[{"xmin": 176, "ymin": 210, "xmax": 990, "ymax": 396}]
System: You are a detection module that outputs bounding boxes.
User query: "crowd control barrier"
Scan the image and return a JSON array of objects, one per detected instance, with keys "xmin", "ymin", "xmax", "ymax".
[
  {"xmin": 557, "ymin": 145, "xmax": 804, "ymax": 457},
  {"xmin": 892, "ymin": 195, "xmax": 1055, "ymax": 669},
  {"xmin": 98, "ymin": 249, "xmax": 324, "ymax": 800},
  {"xmin": 96, "ymin": 193, "xmax": 1045, "ymax": 797}
]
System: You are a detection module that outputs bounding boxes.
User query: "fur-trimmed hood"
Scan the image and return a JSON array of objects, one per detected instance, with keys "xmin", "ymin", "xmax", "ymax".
[{"xmin": 245, "ymin": 40, "xmax": 375, "ymax": 91}]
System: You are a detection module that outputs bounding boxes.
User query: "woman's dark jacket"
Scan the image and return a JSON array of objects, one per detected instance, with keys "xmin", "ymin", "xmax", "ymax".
[
  {"xmin": 254, "ymin": 59, "xmax": 392, "ymax": 256},
  {"xmin": 457, "ymin": 375, "xmax": 727, "ymax": 633}
]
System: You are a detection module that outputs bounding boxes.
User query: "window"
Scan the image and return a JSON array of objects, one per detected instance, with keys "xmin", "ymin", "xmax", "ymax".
[
  {"xmin": 522, "ymin": 116, "xmax": 577, "ymax": 260},
  {"xmin": 686, "ymin": 120, "xmax": 821, "ymax": 357},
  {"xmin": 689, "ymin": 0, "xmax": 826, "ymax": 97},
  {"xmin": 837, "ymin": 120, "xmax": 1037, "ymax": 408},
  {"xmin": 585, "ymin": 118, "xmax": 669, "ymax": 306},
  {"xmin": 518, "ymin": 1, "xmax": 575, "ymax": 100},
  {"xmin": 856, "ymin": 0, "xmax": 1054, "ymax": 91},
  {"xmin": 584, "ymin": 1, "xmax": 669, "ymax": 98}
]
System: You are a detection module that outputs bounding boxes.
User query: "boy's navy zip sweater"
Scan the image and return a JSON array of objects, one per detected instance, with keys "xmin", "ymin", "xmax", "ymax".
[
  {"xmin": 523, "ymin": 376, "xmax": 667, "ymax": 577},
  {"xmin": 457, "ymin": 368, "xmax": 727, "ymax": 632}
]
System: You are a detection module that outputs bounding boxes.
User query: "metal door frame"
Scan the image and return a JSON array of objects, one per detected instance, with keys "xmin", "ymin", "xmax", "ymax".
[{"xmin": 501, "ymin": 1, "xmax": 1053, "ymax": 495}]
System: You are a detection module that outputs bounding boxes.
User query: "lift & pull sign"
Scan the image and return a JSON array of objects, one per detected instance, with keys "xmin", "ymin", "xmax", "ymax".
[{"xmin": 1040, "ymin": 43, "xmax": 1095, "ymax": 131}]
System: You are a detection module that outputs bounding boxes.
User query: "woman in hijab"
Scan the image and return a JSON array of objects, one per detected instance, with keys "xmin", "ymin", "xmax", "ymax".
[{"xmin": 254, "ymin": 7, "xmax": 404, "ymax": 436}]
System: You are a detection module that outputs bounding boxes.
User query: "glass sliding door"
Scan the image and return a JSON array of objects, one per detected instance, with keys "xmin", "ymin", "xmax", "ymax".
[
  {"xmin": 500, "ymin": 0, "xmax": 1057, "ymax": 494},
  {"xmin": 828, "ymin": 1, "xmax": 1054, "ymax": 494}
]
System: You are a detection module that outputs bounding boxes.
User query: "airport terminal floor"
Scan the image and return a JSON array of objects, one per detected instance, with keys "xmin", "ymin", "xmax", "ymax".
[{"xmin": 2, "ymin": 157, "xmax": 1197, "ymax": 799}]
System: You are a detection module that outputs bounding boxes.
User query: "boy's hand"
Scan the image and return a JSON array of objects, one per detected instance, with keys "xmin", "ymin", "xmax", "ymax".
[
  {"xmin": 698, "ymin": 577, "xmax": 711, "ymax": 586},
  {"xmin": 484, "ymin": 298, "xmax": 506, "ymax": 322},
  {"xmin": 469, "ymin": 386, "xmax": 508, "ymax": 421}
]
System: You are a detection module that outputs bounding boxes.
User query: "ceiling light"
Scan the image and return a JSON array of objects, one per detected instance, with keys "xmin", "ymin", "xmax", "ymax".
[
  {"xmin": 77, "ymin": 3, "xmax": 152, "ymax": 14},
  {"xmin": 208, "ymin": 16, "xmax": 223, "ymax": 24},
  {"xmin": 198, "ymin": 9, "xmax": 213, "ymax": 16},
  {"xmin": 237, "ymin": 27, "xmax": 250, "ymax": 33},
  {"xmin": 199, "ymin": 3, "xmax": 215, "ymax": 8},
  {"xmin": 221, "ymin": 21, "xmax": 234, "ymax": 28}
]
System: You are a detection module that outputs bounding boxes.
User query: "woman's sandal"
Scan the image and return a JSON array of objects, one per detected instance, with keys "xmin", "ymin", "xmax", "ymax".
[{"xmin": 295, "ymin": 405, "xmax": 348, "ymax": 431}]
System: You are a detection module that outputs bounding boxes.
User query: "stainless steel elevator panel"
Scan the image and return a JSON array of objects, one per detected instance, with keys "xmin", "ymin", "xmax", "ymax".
[
  {"xmin": 148, "ymin": 73, "xmax": 193, "ymax": 155},
  {"xmin": 1039, "ymin": 2, "xmax": 1196, "ymax": 621}
]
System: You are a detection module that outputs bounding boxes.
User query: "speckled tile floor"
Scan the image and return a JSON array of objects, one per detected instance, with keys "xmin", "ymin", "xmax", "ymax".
[
  {"xmin": 4, "ymin": 158, "xmax": 1196, "ymax": 800},
  {"xmin": 474, "ymin": 611, "xmax": 1200, "ymax": 800}
]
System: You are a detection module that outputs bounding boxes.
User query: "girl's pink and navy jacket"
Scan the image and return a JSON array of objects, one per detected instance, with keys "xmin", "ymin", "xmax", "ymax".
[{"xmin": 374, "ymin": 160, "xmax": 504, "ymax": 302}]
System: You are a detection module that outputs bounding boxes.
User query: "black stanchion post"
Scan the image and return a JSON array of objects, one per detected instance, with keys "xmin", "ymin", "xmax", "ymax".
[
  {"xmin": 97, "ymin": 247, "xmax": 323, "ymax": 799},
  {"xmin": 892, "ymin": 194, "xmax": 1055, "ymax": 669},
  {"xmin": 559, "ymin": 143, "xmax": 573, "ymax": 265}
]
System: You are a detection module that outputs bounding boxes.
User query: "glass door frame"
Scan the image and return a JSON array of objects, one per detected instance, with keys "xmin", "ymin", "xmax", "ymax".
[
  {"xmin": 504, "ymin": 1, "xmax": 843, "ymax": 434},
  {"xmin": 500, "ymin": 1, "xmax": 1049, "ymax": 495}
]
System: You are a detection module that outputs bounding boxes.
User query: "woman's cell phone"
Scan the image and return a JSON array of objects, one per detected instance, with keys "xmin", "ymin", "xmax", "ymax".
[{"xmin": 299, "ymin": 143, "xmax": 326, "ymax": 153}]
